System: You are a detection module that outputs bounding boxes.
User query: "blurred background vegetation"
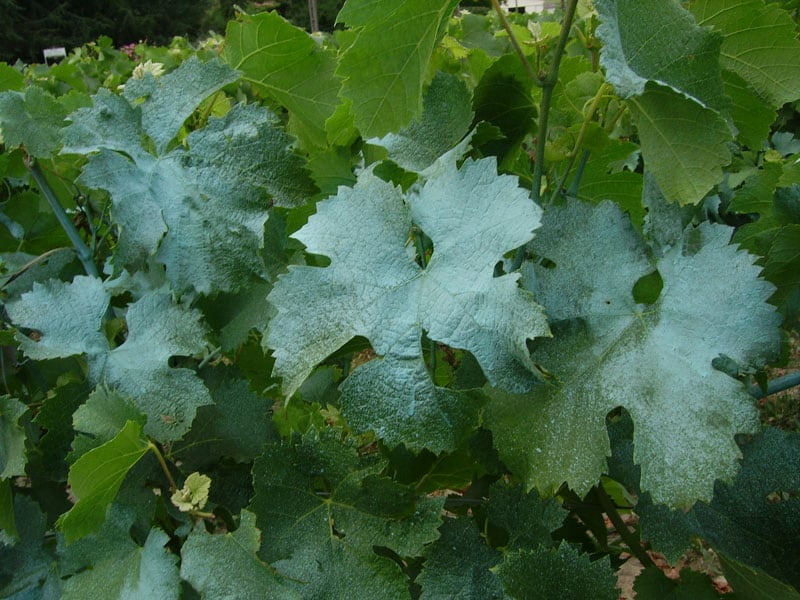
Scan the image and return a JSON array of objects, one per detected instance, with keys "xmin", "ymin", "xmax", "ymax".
[{"xmin": 0, "ymin": 0, "xmax": 494, "ymax": 64}]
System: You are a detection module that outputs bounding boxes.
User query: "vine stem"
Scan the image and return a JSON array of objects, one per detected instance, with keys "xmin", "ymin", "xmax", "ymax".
[
  {"xmin": 148, "ymin": 441, "xmax": 178, "ymax": 493},
  {"xmin": 749, "ymin": 370, "xmax": 800, "ymax": 399},
  {"xmin": 26, "ymin": 160, "xmax": 99, "ymax": 278},
  {"xmin": 595, "ymin": 483, "xmax": 655, "ymax": 568},
  {"xmin": 550, "ymin": 82, "xmax": 612, "ymax": 202},
  {"xmin": 490, "ymin": 0, "xmax": 539, "ymax": 85},
  {"xmin": 496, "ymin": 0, "xmax": 579, "ymax": 272}
]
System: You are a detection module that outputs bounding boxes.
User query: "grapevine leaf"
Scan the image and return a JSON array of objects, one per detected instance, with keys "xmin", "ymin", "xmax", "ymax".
[
  {"xmin": 416, "ymin": 518, "xmax": 503, "ymax": 600},
  {"xmin": 486, "ymin": 200, "xmax": 781, "ymax": 506},
  {"xmin": 0, "ymin": 479, "xmax": 15, "ymax": 542},
  {"xmin": 6, "ymin": 276, "xmax": 109, "ymax": 361},
  {"xmin": 61, "ymin": 527, "xmax": 179, "ymax": 600},
  {"xmin": 71, "ymin": 387, "xmax": 146, "ymax": 458},
  {"xmin": 170, "ymin": 376, "xmax": 274, "ymax": 468},
  {"xmin": 0, "ymin": 397, "xmax": 27, "ymax": 479},
  {"xmin": 180, "ymin": 510, "xmax": 301, "ymax": 599},
  {"xmin": 122, "ymin": 56, "xmax": 238, "ymax": 154},
  {"xmin": 7, "ymin": 276, "xmax": 212, "ymax": 442},
  {"xmin": 691, "ymin": 428, "xmax": 800, "ymax": 589},
  {"xmin": 486, "ymin": 481, "xmax": 565, "ymax": 551},
  {"xmin": 761, "ymin": 224, "xmax": 800, "ymax": 326},
  {"xmin": 0, "ymin": 63, "xmax": 24, "ymax": 92},
  {"xmin": 223, "ymin": 11, "xmax": 341, "ymax": 148},
  {"xmin": 0, "ymin": 497, "xmax": 59, "ymax": 597},
  {"xmin": 249, "ymin": 432, "xmax": 444, "ymax": 598},
  {"xmin": 336, "ymin": 0, "xmax": 459, "ymax": 137},
  {"xmin": 472, "ymin": 54, "xmax": 537, "ymax": 164},
  {"xmin": 633, "ymin": 567, "xmax": 724, "ymax": 599},
  {"xmin": 596, "ymin": 0, "xmax": 727, "ymax": 111},
  {"xmin": 171, "ymin": 472, "xmax": 211, "ymax": 513},
  {"xmin": 729, "ymin": 162, "xmax": 784, "ymax": 254},
  {"xmin": 57, "ymin": 420, "xmax": 150, "ymax": 543},
  {"xmin": 627, "ymin": 83, "xmax": 732, "ymax": 206},
  {"xmin": 0, "ymin": 86, "xmax": 68, "ymax": 158},
  {"xmin": 496, "ymin": 543, "xmax": 618, "ymax": 600},
  {"xmin": 64, "ymin": 68, "xmax": 304, "ymax": 293},
  {"xmin": 370, "ymin": 71, "xmax": 474, "ymax": 173},
  {"xmin": 99, "ymin": 291, "xmax": 211, "ymax": 441},
  {"xmin": 688, "ymin": 0, "xmax": 800, "ymax": 107},
  {"xmin": 267, "ymin": 158, "xmax": 547, "ymax": 450},
  {"xmin": 723, "ymin": 70, "xmax": 776, "ymax": 150},
  {"xmin": 596, "ymin": 0, "xmax": 734, "ymax": 205},
  {"xmin": 718, "ymin": 553, "xmax": 800, "ymax": 600}
]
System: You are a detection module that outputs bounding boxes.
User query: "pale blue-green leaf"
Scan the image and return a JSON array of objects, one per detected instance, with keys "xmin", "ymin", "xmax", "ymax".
[
  {"xmin": 7, "ymin": 277, "xmax": 212, "ymax": 442},
  {"xmin": 267, "ymin": 158, "xmax": 547, "ymax": 449},
  {"xmin": 6, "ymin": 276, "xmax": 108, "ymax": 360},
  {"xmin": 0, "ymin": 87, "xmax": 67, "ymax": 158},
  {"xmin": 487, "ymin": 200, "xmax": 781, "ymax": 506},
  {"xmin": 71, "ymin": 387, "xmax": 146, "ymax": 458}
]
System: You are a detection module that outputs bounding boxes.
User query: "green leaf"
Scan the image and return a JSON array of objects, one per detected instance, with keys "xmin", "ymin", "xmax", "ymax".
[
  {"xmin": 0, "ymin": 63, "xmax": 24, "ymax": 92},
  {"xmin": 249, "ymin": 432, "xmax": 444, "ymax": 598},
  {"xmin": 496, "ymin": 543, "xmax": 617, "ymax": 600},
  {"xmin": 0, "ymin": 397, "xmax": 27, "ymax": 479},
  {"xmin": 688, "ymin": 0, "xmax": 800, "ymax": 107},
  {"xmin": 267, "ymin": 158, "xmax": 548, "ymax": 450},
  {"xmin": 627, "ymin": 83, "xmax": 733, "ymax": 205},
  {"xmin": 7, "ymin": 277, "xmax": 213, "ymax": 442},
  {"xmin": 58, "ymin": 492, "xmax": 175, "ymax": 600},
  {"xmin": 718, "ymin": 553, "xmax": 800, "ymax": 600},
  {"xmin": 730, "ymin": 162, "xmax": 784, "ymax": 254},
  {"xmin": 57, "ymin": 420, "xmax": 150, "ymax": 542},
  {"xmin": 596, "ymin": 0, "xmax": 735, "ymax": 205},
  {"xmin": 223, "ymin": 11, "xmax": 342, "ymax": 148},
  {"xmin": 761, "ymin": 224, "xmax": 800, "ymax": 326},
  {"xmin": 171, "ymin": 472, "xmax": 211, "ymax": 512},
  {"xmin": 416, "ymin": 518, "xmax": 503, "ymax": 599},
  {"xmin": 596, "ymin": 0, "xmax": 727, "ymax": 111},
  {"xmin": 61, "ymin": 527, "xmax": 179, "ymax": 600},
  {"xmin": 486, "ymin": 481, "xmax": 564, "ymax": 551},
  {"xmin": 0, "ymin": 496, "xmax": 59, "ymax": 597},
  {"xmin": 170, "ymin": 376, "xmax": 274, "ymax": 468},
  {"xmin": 486, "ymin": 200, "xmax": 781, "ymax": 506},
  {"xmin": 180, "ymin": 510, "xmax": 301, "ymax": 599},
  {"xmin": 690, "ymin": 428, "xmax": 800, "ymax": 589},
  {"xmin": 370, "ymin": 71, "xmax": 474, "ymax": 173},
  {"xmin": 336, "ymin": 0, "xmax": 458, "ymax": 137},
  {"xmin": 0, "ymin": 479, "xmax": 16, "ymax": 542},
  {"xmin": 472, "ymin": 53, "xmax": 537, "ymax": 164},
  {"xmin": 633, "ymin": 567, "xmax": 724, "ymax": 599},
  {"xmin": 723, "ymin": 70, "xmax": 776, "ymax": 150},
  {"xmin": 0, "ymin": 86, "xmax": 68, "ymax": 158},
  {"xmin": 71, "ymin": 387, "xmax": 146, "ymax": 458}
]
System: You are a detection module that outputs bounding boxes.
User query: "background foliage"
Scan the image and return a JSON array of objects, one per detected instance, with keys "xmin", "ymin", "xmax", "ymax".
[{"xmin": 1, "ymin": 0, "xmax": 799, "ymax": 597}]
